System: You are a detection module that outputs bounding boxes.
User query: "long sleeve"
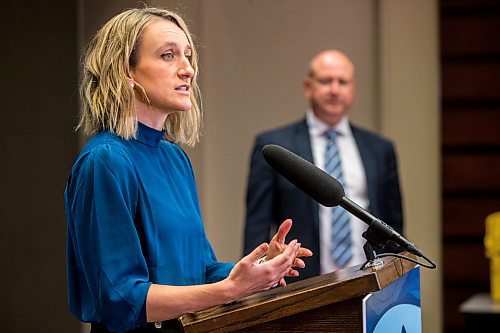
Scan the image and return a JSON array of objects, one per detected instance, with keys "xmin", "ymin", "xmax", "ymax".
[
  {"xmin": 66, "ymin": 125, "xmax": 235, "ymax": 332},
  {"xmin": 203, "ymin": 237, "xmax": 234, "ymax": 284},
  {"xmin": 66, "ymin": 145, "xmax": 151, "ymax": 332}
]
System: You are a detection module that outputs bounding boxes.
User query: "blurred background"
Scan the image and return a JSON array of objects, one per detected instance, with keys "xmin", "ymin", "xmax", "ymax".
[{"xmin": 1, "ymin": 0, "xmax": 499, "ymax": 332}]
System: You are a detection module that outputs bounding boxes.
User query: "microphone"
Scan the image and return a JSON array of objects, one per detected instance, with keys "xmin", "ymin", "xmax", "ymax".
[{"xmin": 262, "ymin": 144, "xmax": 424, "ymax": 258}]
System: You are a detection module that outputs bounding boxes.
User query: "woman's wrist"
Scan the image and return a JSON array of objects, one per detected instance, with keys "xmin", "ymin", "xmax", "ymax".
[{"xmin": 219, "ymin": 278, "xmax": 238, "ymax": 304}]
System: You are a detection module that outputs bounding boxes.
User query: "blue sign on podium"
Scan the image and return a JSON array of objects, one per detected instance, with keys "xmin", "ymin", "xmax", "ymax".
[{"xmin": 363, "ymin": 266, "xmax": 421, "ymax": 333}]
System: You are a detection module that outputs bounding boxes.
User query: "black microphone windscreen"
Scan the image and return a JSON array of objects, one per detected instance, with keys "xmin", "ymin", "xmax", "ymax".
[{"xmin": 262, "ymin": 144, "xmax": 345, "ymax": 207}]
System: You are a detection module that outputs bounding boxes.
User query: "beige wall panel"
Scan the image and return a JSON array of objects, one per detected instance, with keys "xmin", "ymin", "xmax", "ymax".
[
  {"xmin": 379, "ymin": 1, "xmax": 441, "ymax": 332},
  {"xmin": 195, "ymin": 0, "xmax": 378, "ymax": 262}
]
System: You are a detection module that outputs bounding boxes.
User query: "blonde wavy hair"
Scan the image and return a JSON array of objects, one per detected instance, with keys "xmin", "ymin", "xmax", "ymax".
[{"xmin": 78, "ymin": 7, "xmax": 202, "ymax": 146}]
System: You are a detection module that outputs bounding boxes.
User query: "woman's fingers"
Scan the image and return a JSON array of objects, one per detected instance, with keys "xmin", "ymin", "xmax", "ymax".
[
  {"xmin": 274, "ymin": 240, "xmax": 300, "ymax": 276},
  {"xmin": 297, "ymin": 247, "xmax": 313, "ymax": 258},
  {"xmin": 293, "ymin": 258, "xmax": 305, "ymax": 269},
  {"xmin": 252, "ymin": 238, "xmax": 309, "ymax": 289},
  {"xmin": 274, "ymin": 219, "xmax": 293, "ymax": 244},
  {"xmin": 246, "ymin": 243, "xmax": 269, "ymax": 264}
]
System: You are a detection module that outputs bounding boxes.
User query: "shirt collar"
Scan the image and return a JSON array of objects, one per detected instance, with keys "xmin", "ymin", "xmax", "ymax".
[
  {"xmin": 306, "ymin": 110, "xmax": 351, "ymax": 138},
  {"xmin": 136, "ymin": 122, "xmax": 165, "ymax": 147}
]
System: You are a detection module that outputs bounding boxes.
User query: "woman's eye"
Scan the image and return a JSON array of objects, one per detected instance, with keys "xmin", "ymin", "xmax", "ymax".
[
  {"xmin": 162, "ymin": 52, "xmax": 174, "ymax": 60},
  {"xmin": 185, "ymin": 54, "xmax": 192, "ymax": 62}
]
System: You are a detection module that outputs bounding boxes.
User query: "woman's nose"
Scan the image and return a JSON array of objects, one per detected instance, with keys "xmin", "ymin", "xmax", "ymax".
[{"xmin": 179, "ymin": 57, "xmax": 194, "ymax": 78}]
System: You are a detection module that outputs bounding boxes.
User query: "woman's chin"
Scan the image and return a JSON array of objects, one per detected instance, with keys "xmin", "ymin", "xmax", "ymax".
[{"xmin": 176, "ymin": 104, "xmax": 192, "ymax": 112}]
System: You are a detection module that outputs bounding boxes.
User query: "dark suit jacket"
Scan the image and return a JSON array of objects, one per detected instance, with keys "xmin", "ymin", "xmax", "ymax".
[{"xmin": 244, "ymin": 118, "xmax": 403, "ymax": 281}]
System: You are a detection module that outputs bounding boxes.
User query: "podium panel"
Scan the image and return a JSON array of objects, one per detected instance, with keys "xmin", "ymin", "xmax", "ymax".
[{"xmin": 363, "ymin": 266, "xmax": 421, "ymax": 333}]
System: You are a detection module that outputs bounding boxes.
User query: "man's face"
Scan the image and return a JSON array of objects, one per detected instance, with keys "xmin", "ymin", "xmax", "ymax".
[{"xmin": 304, "ymin": 52, "xmax": 355, "ymax": 126}]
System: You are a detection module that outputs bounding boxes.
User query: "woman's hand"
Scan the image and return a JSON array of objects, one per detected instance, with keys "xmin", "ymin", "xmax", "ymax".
[
  {"xmin": 224, "ymin": 239, "xmax": 300, "ymax": 301},
  {"xmin": 266, "ymin": 219, "xmax": 313, "ymax": 278}
]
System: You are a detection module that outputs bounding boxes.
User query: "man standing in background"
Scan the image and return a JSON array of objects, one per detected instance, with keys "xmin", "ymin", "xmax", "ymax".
[{"xmin": 244, "ymin": 50, "xmax": 404, "ymax": 281}]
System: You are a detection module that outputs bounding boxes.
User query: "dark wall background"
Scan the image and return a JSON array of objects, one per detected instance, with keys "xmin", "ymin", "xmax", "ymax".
[
  {"xmin": 0, "ymin": 1, "xmax": 80, "ymax": 331},
  {"xmin": 440, "ymin": 0, "xmax": 500, "ymax": 331}
]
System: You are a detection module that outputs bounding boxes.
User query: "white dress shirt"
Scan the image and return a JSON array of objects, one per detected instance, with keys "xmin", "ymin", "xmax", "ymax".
[{"xmin": 306, "ymin": 111, "xmax": 369, "ymax": 273}]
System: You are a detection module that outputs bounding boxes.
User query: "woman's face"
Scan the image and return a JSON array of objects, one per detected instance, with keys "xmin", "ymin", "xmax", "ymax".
[{"xmin": 130, "ymin": 19, "xmax": 194, "ymax": 118}]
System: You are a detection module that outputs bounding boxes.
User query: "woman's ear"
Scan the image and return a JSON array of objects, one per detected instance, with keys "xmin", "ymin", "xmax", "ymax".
[
  {"xmin": 126, "ymin": 67, "xmax": 136, "ymax": 88},
  {"xmin": 126, "ymin": 76, "xmax": 135, "ymax": 89}
]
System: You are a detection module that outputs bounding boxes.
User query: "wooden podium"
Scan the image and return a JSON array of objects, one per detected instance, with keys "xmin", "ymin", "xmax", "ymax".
[{"xmin": 173, "ymin": 254, "xmax": 416, "ymax": 332}]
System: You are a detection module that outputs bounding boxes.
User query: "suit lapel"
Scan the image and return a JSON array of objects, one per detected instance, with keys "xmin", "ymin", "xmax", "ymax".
[
  {"xmin": 351, "ymin": 125, "xmax": 376, "ymax": 212},
  {"xmin": 292, "ymin": 119, "xmax": 320, "ymax": 236},
  {"xmin": 292, "ymin": 119, "xmax": 314, "ymax": 163}
]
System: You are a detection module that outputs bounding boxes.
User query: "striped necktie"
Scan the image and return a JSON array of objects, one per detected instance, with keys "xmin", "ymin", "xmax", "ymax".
[{"xmin": 324, "ymin": 129, "xmax": 353, "ymax": 268}]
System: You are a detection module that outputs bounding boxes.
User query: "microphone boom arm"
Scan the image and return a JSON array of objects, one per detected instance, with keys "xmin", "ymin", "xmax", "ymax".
[{"xmin": 339, "ymin": 197, "xmax": 424, "ymax": 257}]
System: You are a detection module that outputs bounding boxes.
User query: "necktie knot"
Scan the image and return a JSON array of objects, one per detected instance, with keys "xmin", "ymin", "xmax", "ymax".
[{"xmin": 324, "ymin": 129, "xmax": 337, "ymax": 141}]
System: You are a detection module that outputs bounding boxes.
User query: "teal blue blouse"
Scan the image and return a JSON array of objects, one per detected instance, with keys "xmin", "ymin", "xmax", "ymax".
[{"xmin": 65, "ymin": 122, "xmax": 233, "ymax": 332}]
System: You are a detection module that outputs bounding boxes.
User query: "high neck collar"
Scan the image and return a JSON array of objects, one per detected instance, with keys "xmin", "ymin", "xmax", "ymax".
[{"xmin": 136, "ymin": 122, "xmax": 164, "ymax": 147}]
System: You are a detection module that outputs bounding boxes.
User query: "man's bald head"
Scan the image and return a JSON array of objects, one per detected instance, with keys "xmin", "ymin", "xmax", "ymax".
[{"xmin": 308, "ymin": 50, "xmax": 355, "ymax": 79}]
